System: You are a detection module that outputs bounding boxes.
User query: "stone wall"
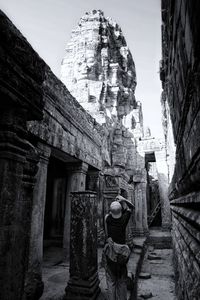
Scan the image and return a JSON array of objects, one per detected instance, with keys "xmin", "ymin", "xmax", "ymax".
[
  {"xmin": 28, "ymin": 65, "xmax": 108, "ymax": 171},
  {"xmin": 160, "ymin": 1, "xmax": 200, "ymax": 298},
  {"xmin": 0, "ymin": 10, "xmax": 45, "ymax": 300}
]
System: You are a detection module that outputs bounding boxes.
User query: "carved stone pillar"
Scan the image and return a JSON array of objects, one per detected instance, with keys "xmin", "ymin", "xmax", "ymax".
[
  {"xmin": 63, "ymin": 162, "xmax": 88, "ymax": 262},
  {"xmin": 65, "ymin": 191, "xmax": 100, "ymax": 300},
  {"xmin": 0, "ymin": 108, "xmax": 40, "ymax": 300},
  {"xmin": 134, "ymin": 184, "xmax": 144, "ymax": 235},
  {"xmin": 141, "ymin": 182, "xmax": 148, "ymax": 233},
  {"xmin": 126, "ymin": 186, "xmax": 135, "ymax": 245},
  {"xmin": 134, "ymin": 181, "xmax": 148, "ymax": 236},
  {"xmin": 86, "ymin": 170, "xmax": 103, "ymax": 244},
  {"xmin": 23, "ymin": 143, "xmax": 51, "ymax": 300}
]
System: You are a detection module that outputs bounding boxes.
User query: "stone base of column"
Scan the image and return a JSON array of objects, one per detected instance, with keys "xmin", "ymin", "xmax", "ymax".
[
  {"xmin": 65, "ymin": 273, "xmax": 100, "ymax": 300},
  {"xmin": 23, "ymin": 273, "xmax": 44, "ymax": 300}
]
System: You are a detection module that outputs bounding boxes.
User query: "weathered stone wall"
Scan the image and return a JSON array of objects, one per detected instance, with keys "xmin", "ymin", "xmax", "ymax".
[
  {"xmin": 0, "ymin": 10, "xmax": 45, "ymax": 300},
  {"xmin": 28, "ymin": 66, "xmax": 108, "ymax": 171},
  {"xmin": 161, "ymin": 1, "xmax": 200, "ymax": 298}
]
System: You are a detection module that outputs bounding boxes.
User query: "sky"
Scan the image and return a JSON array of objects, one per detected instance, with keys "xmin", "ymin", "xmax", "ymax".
[{"xmin": 0, "ymin": 0, "xmax": 163, "ymax": 138}]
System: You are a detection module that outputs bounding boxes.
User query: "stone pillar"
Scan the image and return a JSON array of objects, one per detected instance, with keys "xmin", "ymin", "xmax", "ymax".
[
  {"xmin": 134, "ymin": 184, "xmax": 144, "ymax": 235},
  {"xmin": 65, "ymin": 191, "xmax": 100, "ymax": 300},
  {"xmin": 134, "ymin": 180, "xmax": 148, "ymax": 236},
  {"xmin": 23, "ymin": 143, "xmax": 51, "ymax": 300},
  {"xmin": 155, "ymin": 150, "xmax": 171, "ymax": 230},
  {"xmin": 141, "ymin": 182, "xmax": 148, "ymax": 233},
  {"xmin": 86, "ymin": 170, "xmax": 103, "ymax": 244},
  {"xmin": 63, "ymin": 162, "xmax": 88, "ymax": 262},
  {"xmin": 0, "ymin": 108, "xmax": 40, "ymax": 300}
]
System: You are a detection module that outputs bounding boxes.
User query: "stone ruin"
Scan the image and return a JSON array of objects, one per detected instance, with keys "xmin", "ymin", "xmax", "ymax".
[
  {"xmin": 61, "ymin": 9, "xmax": 136, "ymax": 124},
  {"xmin": 61, "ymin": 9, "xmax": 171, "ymax": 236},
  {"xmin": 0, "ymin": 8, "xmax": 171, "ymax": 300}
]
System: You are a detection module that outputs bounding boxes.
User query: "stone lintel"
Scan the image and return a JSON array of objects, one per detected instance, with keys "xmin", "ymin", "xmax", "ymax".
[{"xmin": 66, "ymin": 161, "xmax": 89, "ymax": 174}]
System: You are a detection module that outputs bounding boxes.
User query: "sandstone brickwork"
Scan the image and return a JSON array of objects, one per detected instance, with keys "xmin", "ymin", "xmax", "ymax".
[{"xmin": 161, "ymin": 0, "xmax": 200, "ymax": 298}]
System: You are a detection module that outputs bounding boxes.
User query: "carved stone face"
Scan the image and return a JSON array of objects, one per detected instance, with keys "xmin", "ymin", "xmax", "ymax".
[{"xmin": 61, "ymin": 10, "xmax": 137, "ymax": 124}]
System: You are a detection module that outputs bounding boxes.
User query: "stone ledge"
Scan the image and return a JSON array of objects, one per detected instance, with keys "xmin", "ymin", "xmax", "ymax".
[
  {"xmin": 171, "ymin": 206, "xmax": 200, "ymax": 227},
  {"xmin": 170, "ymin": 191, "xmax": 200, "ymax": 204}
]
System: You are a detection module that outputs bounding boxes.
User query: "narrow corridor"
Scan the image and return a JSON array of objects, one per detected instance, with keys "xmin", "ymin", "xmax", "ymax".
[{"xmin": 137, "ymin": 231, "xmax": 176, "ymax": 300}]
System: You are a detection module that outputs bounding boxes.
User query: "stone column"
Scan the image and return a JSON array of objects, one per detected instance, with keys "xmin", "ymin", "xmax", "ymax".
[
  {"xmin": 65, "ymin": 191, "xmax": 100, "ymax": 300},
  {"xmin": 0, "ymin": 108, "xmax": 40, "ymax": 300},
  {"xmin": 134, "ymin": 180, "xmax": 148, "ymax": 236},
  {"xmin": 126, "ymin": 186, "xmax": 135, "ymax": 245},
  {"xmin": 134, "ymin": 184, "xmax": 144, "ymax": 235},
  {"xmin": 63, "ymin": 162, "xmax": 88, "ymax": 262},
  {"xmin": 23, "ymin": 143, "xmax": 51, "ymax": 300},
  {"xmin": 141, "ymin": 182, "xmax": 148, "ymax": 234},
  {"xmin": 86, "ymin": 170, "xmax": 103, "ymax": 244}
]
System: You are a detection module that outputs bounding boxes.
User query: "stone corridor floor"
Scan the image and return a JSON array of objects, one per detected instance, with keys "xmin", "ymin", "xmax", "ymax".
[
  {"xmin": 137, "ymin": 248, "xmax": 177, "ymax": 300},
  {"xmin": 40, "ymin": 234, "xmax": 176, "ymax": 300},
  {"xmin": 40, "ymin": 239, "xmax": 145, "ymax": 300}
]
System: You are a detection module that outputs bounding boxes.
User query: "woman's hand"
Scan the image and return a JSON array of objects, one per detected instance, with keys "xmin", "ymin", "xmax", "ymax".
[{"xmin": 116, "ymin": 195, "xmax": 134, "ymax": 210}]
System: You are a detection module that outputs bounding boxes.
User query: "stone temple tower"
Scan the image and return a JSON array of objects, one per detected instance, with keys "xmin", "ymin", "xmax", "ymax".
[{"xmin": 61, "ymin": 9, "xmax": 137, "ymax": 125}]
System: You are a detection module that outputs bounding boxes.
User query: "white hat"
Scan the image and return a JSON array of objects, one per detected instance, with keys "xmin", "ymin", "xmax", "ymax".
[{"xmin": 110, "ymin": 201, "xmax": 122, "ymax": 219}]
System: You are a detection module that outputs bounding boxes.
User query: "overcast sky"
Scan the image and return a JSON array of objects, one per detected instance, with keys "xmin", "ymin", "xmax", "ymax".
[{"xmin": 1, "ymin": 0, "xmax": 163, "ymax": 138}]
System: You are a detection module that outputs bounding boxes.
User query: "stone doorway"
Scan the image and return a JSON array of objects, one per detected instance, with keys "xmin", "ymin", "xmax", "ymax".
[
  {"xmin": 145, "ymin": 152, "xmax": 162, "ymax": 228},
  {"xmin": 43, "ymin": 156, "xmax": 67, "ymax": 266}
]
